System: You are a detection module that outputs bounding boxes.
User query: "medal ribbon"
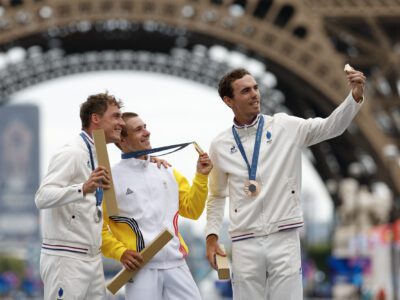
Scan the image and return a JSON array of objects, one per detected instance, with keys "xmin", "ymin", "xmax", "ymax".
[
  {"xmin": 80, "ymin": 132, "xmax": 103, "ymax": 207},
  {"xmin": 231, "ymin": 116, "xmax": 264, "ymax": 181},
  {"xmin": 121, "ymin": 141, "xmax": 194, "ymax": 159}
]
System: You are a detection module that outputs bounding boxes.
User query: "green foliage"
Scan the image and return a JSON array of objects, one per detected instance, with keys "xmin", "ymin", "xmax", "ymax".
[
  {"xmin": 306, "ymin": 243, "xmax": 331, "ymax": 273},
  {"xmin": 0, "ymin": 256, "xmax": 25, "ymax": 277}
]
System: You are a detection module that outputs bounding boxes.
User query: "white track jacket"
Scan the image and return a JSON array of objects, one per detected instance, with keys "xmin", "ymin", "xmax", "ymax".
[
  {"xmin": 35, "ymin": 132, "xmax": 102, "ymax": 260},
  {"xmin": 206, "ymin": 92, "xmax": 363, "ymax": 241}
]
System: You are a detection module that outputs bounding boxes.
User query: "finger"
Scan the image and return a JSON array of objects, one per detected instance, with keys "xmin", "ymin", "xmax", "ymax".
[
  {"xmin": 90, "ymin": 177, "xmax": 105, "ymax": 185},
  {"xmin": 126, "ymin": 255, "xmax": 142, "ymax": 269},
  {"xmin": 132, "ymin": 253, "xmax": 144, "ymax": 263},
  {"xmin": 123, "ymin": 262, "xmax": 134, "ymax": 272},
  {"xmin": 96, "ymin": 170, "xmax": 109, "ymax": 178},
  {"xmin": 131, "ymin": 259, "xmax": 142, "ymax": 269},
  {"xmin": 207, "ymin": 252, "xmax": 217, "ymax": 269},
  {"xmin": 216, "ymin": 247, "xmax": 226, "ymax": 256},
  {"xmin": 101, "ymin": 184, "xmax": 111, "ymax": 190},
  {"xmin": 101, "ymin": 177, "xmax": 111, "ymax": 185},
  {"xmin": 211, "ymin": 253, "xmax": 217, "ymax": 269},
  {"xmin": 94, "ymin": 166, "xmax": 108, "ymax": 173},
  {"xmin": 200, "ymin": 158, "xmax": 211, "ymax": 164}
]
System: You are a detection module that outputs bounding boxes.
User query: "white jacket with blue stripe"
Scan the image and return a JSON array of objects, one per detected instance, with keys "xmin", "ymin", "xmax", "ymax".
[{"xmin": 206, "ymin": 92, "xmax": 363, "ymax": 241}]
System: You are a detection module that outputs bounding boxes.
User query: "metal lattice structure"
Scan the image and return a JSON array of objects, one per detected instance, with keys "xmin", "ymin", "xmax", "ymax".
[{"xmin": 0, "ymin": 0, "xmax": 399, "ymax": 203}]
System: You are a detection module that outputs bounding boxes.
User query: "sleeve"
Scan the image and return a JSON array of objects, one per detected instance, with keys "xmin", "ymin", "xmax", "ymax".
[
  {"xmin": 174, "ymin": 168, "xmax": 209, "ymax": 220},
  {"xmin": 205, "ymin": 139, "xmax": 228, "ymax": 239},
  {"xmin": 101, "ymin": 202, "xmax": 128, "ymax": 261},
  {"xmin": 34, "ymin": 148, "xmax": 86, "ymax": 209},
  {"xmin": 286, "ymin": 92, "xmax": 363, "ymax": 148}
]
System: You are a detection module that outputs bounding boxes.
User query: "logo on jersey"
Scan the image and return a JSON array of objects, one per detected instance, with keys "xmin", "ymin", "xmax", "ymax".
[
  {"xmin": 230, "ymin": 145, "xmax": 237, "ymax": 154},
  {"xmin": 57, "ymin": 287, "xmax": 64, "ymax": 299},
  {"xmin": 126, "ymin": 188, "xmax": 133, "ymax": 195},
  {"xmin": 266, "ymin": 131, "xmax": 272, "ymax": 143}
]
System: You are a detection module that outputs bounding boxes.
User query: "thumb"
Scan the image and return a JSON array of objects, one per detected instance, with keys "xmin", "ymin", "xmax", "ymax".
[{"xmin": 216, "ymin": 245, "xmax": 226, "ymax": 257}]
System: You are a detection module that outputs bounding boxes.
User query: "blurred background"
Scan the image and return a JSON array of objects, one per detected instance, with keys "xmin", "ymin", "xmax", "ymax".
[{"xmin": 0, "ymin": 0, "xmax": 399, "ymax": 299}]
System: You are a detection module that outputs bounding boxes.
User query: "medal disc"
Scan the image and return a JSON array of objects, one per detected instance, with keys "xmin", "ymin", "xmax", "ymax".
[
  {"xmin": 244, "ymin": 180, "xmax": 260, "ymax": 197},
  {"xmin": 94, "ymin": 206, "xmax": 102, "ymax": 223}
]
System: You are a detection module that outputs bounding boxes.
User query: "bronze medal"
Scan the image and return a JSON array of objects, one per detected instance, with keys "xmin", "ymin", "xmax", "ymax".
[{"xmin": 244, "ymin": 180, "xmax": 260, "ymax": 197}]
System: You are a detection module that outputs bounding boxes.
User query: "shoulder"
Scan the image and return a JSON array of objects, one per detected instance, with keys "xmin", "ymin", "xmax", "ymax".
[
  {"xmin": 270, "ymin": 112, "xmax": 306, "ymax": 127},
  {"xmin": 53, "ymin": 137, "xmax": 85, "ymax": 161},
  {"xmin": 210, "ymin": 127, "xmax": 231, "ymax": 146},
  {"xmin": 112, "ymin": 159, "xmax": 126, "ymax": 174},
  {"xmin": 271, "ymin": 112, "xmax": 290, "ymax": 122}
]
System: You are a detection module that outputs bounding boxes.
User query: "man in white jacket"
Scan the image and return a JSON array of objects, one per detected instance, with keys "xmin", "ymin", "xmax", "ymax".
[
  {"xmin": 205, "ymin": 67, "xmax": 366, "ymax": 299},
  {"xmin": 35, "ymin": 93, "xmax": 124, "ymax": 299}
]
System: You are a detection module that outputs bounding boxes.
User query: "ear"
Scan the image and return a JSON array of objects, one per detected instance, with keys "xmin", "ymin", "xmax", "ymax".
[
  {"xmin": 223, "ymin": 96, "xmax": 233, "ymax": 108},
  {"xmin": 119, "ymin": 135, "xmax": 129, "ymax": 149},
  {"xmin": 91, "ymin": 113, "xmax": 101, "ymax": 126}
]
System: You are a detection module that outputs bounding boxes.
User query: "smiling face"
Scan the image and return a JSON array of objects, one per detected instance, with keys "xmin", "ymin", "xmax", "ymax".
[
  {"xmin": 223, "ymin": 74, "xmax": 261, "ymax": 125},
  {"xmin": 96, "ymin": 103, "xmax": 124, "ymax": 143},
  {"xmin": 120, "ymin": 116, "xmax": 151, "ymax": 156}
]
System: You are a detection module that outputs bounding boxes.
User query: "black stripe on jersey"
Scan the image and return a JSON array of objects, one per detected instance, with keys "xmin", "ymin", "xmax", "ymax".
[{"xmin": 110, "ymin": 216, "xmax": 145, "ymax": 252}]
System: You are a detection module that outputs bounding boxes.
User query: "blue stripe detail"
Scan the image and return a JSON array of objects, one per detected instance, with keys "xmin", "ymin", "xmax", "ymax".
[
  {"xmin": 278, "ymin": 224, "xmax": 304, "ymax": 231},
  {"xmin": 232, "ymin": 236, "xmax": 255, "ymax": 242},
  {"xmin": 231, "ymin": 233, "xmax": 254, "ymax": 239},
  {"xmin": 42, "ymin": 247, "xmax": 87, "ymax": 254}
]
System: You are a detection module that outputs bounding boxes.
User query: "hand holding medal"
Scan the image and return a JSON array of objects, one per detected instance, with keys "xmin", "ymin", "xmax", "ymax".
[{"xmin": 193, "ymin": 141, "xmax": 213, "ymax": 176}]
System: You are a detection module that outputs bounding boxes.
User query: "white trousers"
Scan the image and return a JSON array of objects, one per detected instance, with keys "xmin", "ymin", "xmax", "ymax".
[
  {"xmin": 231, "ymin": 229, "xmax": 303, "ymax": 300},
  {"xmin": 40, "ymin": 253, "xmax": 106, "ymax": 300},
  {"xmin": 125, "ymin": 263, "xmax": 201, "ymax": 300}
]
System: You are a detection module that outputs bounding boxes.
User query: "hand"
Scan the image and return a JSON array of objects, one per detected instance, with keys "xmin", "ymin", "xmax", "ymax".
[
  {"xmin": 150, "ymin": 157, "xmax": 172, "ymax": 169},
  {"xmin": 206, "ymin": 234, "xmax": 225, "ymax": 270},
  {"xmin": 346, "ymin": 68, "xmax": 366, "ymax": 102},
  {"xmin": 196, "ymin": 153, "xmax": 213, "ymax": 175},
  {"xmin": 82, "ymin": 166, "xmax": 111, "ymax": 195},
  {"xmin": 120, "ymin": 249, "xmax": 144, "ymax": 271}
]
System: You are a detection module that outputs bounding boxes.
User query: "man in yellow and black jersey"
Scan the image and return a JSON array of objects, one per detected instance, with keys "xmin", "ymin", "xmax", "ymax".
[{"xmin": 101, "ymin": 112, "xmax": 212, "ymax": 300}]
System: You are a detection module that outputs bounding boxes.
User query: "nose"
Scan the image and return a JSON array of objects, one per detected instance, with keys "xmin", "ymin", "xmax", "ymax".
[{"xmin": 250, "ymin": 88, "xmax": 258, "ymax": 97}]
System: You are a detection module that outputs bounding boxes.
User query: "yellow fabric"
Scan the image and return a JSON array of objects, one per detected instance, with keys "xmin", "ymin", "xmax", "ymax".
[{"xmin": 101, "ymin": 169, "xmax": 208, "ymax": 261}]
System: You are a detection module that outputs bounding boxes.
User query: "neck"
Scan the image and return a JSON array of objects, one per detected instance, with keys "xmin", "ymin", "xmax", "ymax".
[
  {"xmin": 234, "ymin": 114, "xmax": 258, "ymax": 126},
  {"xmin": 82, "ymin": 128, "xmax": 93, "ymax": 138}
]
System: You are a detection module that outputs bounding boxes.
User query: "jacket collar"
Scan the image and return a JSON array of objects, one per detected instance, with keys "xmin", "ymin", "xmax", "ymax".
[
  {"xmin": 233, "ymin": 114, "xmax": 261, "ymax": 129},
  {"xmin": 80, "ymin": 130, "xmax": 94, "ymax": 145}
]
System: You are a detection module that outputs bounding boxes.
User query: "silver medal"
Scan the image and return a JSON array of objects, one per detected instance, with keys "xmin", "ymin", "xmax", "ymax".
[{"xmin": 94, "ymin": 206, "xmax": 102, "ymax": 223}]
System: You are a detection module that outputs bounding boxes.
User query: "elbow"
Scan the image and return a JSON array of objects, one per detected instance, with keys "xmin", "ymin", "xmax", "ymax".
[
  {"xmin": 34, "ymin": 195, "xmax": 43, "ymax": 209},
  {"xmin": 192, "ymin": 207, "xmax": 206, "ymax": 220},
  {"xmin": 35, "ymin": 199, "xmax": 45, "ymax": 210},
  {"xmin": 34, "ymin": 191, "xmax": 47, "ymax": 209},
  {"xmin": 191, "ymin": 213, "xmax": 201, "ymax": 221}
]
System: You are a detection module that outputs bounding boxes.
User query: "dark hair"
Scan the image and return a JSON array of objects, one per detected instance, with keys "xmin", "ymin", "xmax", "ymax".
[
  {"xmin": 120, "ymin": 112, "xmax": 139, "ymax": 137},
  {"xmin": 115, "ymin": 112, "xmax": 139, "ymax": 150},
  {"xmin": 218, "ymin": 68, "xmax": 251, "ymax": 99},
  {"xmin": 80, "ymin": 92, "xmax": 123, "ymax": 129}
]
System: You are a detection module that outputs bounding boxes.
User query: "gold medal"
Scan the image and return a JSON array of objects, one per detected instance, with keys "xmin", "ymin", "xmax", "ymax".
[
  {"xmin": 193, "ymin": 142, "xmax": 204, "ymax": 154},
  {"xmin": 244, "ymin": 180, "xmax": 260, "ymax": 197}
]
